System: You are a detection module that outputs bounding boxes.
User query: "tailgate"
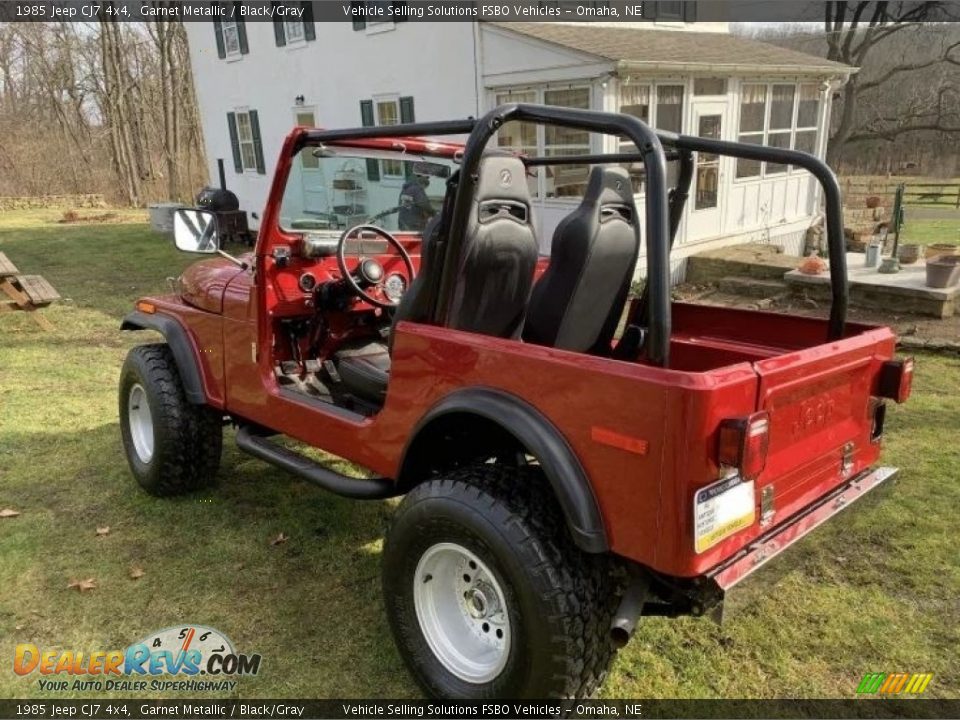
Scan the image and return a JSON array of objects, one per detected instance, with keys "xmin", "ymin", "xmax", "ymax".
[{"xmin": 752, "ymin": 332, "xmax": 891, "ymax": 525}]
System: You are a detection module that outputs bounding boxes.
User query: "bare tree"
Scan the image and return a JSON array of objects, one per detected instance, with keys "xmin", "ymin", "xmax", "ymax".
[{"xmin": 824, "ymin": 1, "xmax": 960, "ymax": 163}]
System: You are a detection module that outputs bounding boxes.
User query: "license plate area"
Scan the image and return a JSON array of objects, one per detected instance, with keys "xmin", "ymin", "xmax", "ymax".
[{"xmin": 694, "ymin": 475, "xmax": 756, "ymax": 553}]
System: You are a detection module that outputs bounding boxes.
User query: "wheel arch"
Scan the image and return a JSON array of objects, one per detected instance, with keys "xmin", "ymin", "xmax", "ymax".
[
  {"xmin": 120, "ymin": 311, "xmax": 207, "ymax": 405},
  {"xmin": 398, "ymin": 388, "xmax": 609, "ymax": 553}
]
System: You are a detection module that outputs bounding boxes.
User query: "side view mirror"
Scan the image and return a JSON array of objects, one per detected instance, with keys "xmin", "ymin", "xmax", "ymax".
[{"xmin": 173, "ymin": 209, "xmax": 219, "ymax": 254}]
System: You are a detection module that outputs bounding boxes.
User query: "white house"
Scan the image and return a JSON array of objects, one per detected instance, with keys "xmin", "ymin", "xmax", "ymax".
[{"xmin": 184, "ymin": 8, "xmax": 853, "ymax": 280}]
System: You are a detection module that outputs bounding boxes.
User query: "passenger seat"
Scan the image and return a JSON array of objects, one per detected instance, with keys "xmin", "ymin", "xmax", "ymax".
[{"xmin": 523, "ymin": 166, "xmax": 640, "ymax": 355}]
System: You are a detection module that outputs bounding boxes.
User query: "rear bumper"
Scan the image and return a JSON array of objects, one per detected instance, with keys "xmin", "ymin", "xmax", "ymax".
[{"xmin": 707, "ymin": 466, "xmax": 898, "ymax": 591}]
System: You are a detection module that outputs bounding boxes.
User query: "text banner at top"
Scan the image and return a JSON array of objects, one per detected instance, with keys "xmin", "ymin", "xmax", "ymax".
[{"xmin": 2, "ymin": 1, "xmax": 960, "ymax": 24}]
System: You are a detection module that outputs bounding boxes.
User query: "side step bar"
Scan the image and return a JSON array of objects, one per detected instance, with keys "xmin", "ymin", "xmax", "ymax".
[{"xmin": 235, "ymin": 426, "xmax": 402, "ymax": 500}]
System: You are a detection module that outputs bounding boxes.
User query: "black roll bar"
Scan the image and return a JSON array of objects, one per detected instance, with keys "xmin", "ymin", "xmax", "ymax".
[
  {"xmin": 297, "ymin": 106, "xmax": 849, "ymax": 363},
  {"xmin": 656, "ymin": 131, "xmax": 848, "ymax": 341},
  {"xmin": 434, "ymin": 103, "xmax": 674, "ymax": 368}
]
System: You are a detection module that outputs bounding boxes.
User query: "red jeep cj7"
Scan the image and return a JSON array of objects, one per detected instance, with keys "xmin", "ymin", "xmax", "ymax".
[{"xmin": 118, "ymin": 105, "xmax": 913, "ymax": 698}]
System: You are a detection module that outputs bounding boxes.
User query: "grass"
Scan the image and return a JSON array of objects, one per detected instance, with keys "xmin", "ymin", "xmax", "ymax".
[
  {"xmin": 898, "ymin": 216, "xmax": 960, "ymax": 247},
  {"xmin": 1, "ymin": 208, "xmax": 958, "ymax": 700}
]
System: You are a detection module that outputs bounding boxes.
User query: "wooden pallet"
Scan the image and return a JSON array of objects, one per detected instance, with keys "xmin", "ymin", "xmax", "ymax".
[{"xmin": 0, "ymin": 251, "xmax": 59, "ymax": 329}]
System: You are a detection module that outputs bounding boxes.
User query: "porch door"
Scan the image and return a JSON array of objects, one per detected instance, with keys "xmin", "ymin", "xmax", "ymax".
[
  {"xmin": 294, "ymin": 109, "xmax": 327, "ymax": 215},
  {"xmin": 687, "ymin": 102, "xmax": 726, "ymax": 239}
]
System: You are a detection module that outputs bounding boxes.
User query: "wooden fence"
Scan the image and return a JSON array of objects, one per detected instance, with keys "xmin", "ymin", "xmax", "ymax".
[{"xmin": 842, "ymin": 178, "xmax": 960, "ymax": 208}]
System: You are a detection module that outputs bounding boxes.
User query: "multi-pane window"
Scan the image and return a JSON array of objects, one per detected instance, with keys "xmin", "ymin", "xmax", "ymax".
[
  {"xmin": 375, "ymin": 99, "xmax": 403, "ymax": 177},
  {"xmin": 235, "ymin": 112, "xmax": 257, "ymax": 171},
  {"xmin": 221, "ymin": 20, "xmax": 241, "ymax": 57},
  {"xmin": 617, "ymin": 82, "xmax": 685, "ymax": 191},
  {"xmin": 283, "ymin": 20, "xmax": 305, "ymax": 43},
  {"xmin": 494, "ymin": 85, "xmax": 592, "ymax": 198},
  {"xmin": 736, "ymin": 82, "xmax": 821, "ymax": 179}
]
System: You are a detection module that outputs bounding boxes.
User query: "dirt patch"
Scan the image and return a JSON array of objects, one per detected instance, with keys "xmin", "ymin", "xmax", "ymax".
[{"xmin": 56, "ymin": 210, "xmax": 120, "ymax": 224}]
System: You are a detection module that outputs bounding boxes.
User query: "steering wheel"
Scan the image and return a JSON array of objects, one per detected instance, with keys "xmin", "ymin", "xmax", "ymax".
[{"xmin": 336, "ymin": 224, "xmax": 416, "ymax": 309}]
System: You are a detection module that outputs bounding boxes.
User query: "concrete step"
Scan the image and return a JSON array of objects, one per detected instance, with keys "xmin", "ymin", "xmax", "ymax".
[
  {"xmin": 686, "ymin": 244, "xmax": 801, "ymax": 284},
  {"xmin": 717, "ymin": 275, "xmax": 791, "ymax": 299}
]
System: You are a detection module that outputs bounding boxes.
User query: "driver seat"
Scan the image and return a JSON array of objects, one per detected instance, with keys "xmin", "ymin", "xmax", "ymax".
[{"xmin": 334, "ymin": 156, "xmax": 538, "ymax": 405}]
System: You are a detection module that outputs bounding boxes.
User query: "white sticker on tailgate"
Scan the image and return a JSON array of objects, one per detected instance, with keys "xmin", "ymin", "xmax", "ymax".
[{"xmin": 694, "ymin": 476, "xmax": 756, "ymax": 553}]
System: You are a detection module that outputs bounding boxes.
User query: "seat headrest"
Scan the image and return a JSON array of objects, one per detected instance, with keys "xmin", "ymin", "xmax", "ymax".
[
  {"xmin": 474, "ymin": 155, "xmax": 532, "ymax": 205},
  {"xmin": 582, "ymin": 166, "xmax": 635, "ymax": 218}
]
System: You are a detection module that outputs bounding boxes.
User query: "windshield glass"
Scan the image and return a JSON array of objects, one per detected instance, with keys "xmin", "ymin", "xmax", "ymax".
[{"xmin": 279, "ymin": 146, "xmax": 457, "ymax": 236}]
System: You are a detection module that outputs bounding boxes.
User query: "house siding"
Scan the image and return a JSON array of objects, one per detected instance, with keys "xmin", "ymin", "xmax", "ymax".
[{"xmin": 185, "ymin": 20, "xmax": 839, "ymax": 283}]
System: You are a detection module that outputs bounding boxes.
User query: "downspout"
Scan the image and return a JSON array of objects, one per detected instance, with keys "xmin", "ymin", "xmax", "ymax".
[{"xmin": 472, "ymin": 22, "xmax": 484, "ymax": 119}]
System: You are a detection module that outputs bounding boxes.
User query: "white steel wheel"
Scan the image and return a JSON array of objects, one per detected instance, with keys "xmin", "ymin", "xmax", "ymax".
[
  {"xmin": 413, "ymin": 542, "xmax": 511, "ymax": 684},
  {"xmin": 127, "ymin": 383, "xmax": 154, "ymax": 463}
]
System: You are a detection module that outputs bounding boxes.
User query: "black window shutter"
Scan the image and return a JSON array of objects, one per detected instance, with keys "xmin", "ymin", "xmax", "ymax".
[
  {"xmin": 302, "ymin": 2, "xmax": 316, "ymax": 40},
  {"xmin": 360, "ymin": 100, "xmax": 379, "ymax": 181},
  {"xmin": 249, "ymin": 110, "xmax": 266, "ymax": 174},
  {"xmin": 399, "ymin": 97, "xmax": 415, "ymax": 178},
  {"xmin": 351, "ymin": 1, "xmax": 365, "ymax": 30},
  {"xmin": 213, "ymin": 20, "xmax": 226, "ymax": 58},
  {"xmin": 683, "ymin": 1, "xmax": 696, "ymax": 21},
  {"xmin": 227, "ymin": 112, "xmax": 243, "ymax": 173},
  {"xmin": 272, "ymin": 3, "xmax": 286, "ymax": 46}
]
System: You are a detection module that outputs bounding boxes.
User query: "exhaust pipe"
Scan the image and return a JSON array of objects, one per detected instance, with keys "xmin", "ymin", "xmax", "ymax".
[{"xmin": 610, "ymin": 573, "xmax": 649, "ymax": 649}]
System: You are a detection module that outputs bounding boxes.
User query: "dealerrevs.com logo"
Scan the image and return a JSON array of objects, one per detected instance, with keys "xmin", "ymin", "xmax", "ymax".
[{"xmin": 14, "ymin": 625, "xmax": 261, "ymax": 692}]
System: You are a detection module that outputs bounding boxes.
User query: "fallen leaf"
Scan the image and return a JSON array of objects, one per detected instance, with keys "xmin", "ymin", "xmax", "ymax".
[
  {"xmin": 68, "ymin": 578, "xmax": 97, "ymax": 593},
  {"xmin": 0, "ymin": 508, "xmax": 21, "ymax": 518},
  {"xmin": 129, "ymin": 566, "xmax": 145, "ymax": 580},
  {"xmin": 95, "ymin": 526, "xmax": 111, "ymax": 537},
  {"xmin": 270, "ymin": 532, "xmax": 288, "ymax": 546}
]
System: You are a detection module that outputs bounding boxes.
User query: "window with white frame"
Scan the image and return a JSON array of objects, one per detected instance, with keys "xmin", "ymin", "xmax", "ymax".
[
  {"xmin": 375, "ymin": 98, "xmax": 403, "ymax": 178},
  {"xmin": 283, "ymin": 20, "xmax": 305, "ymax": 43},
  {"xmin": 736, "ymin": 82, "xmax": 821, "ymax": 179},
  {"xmin": 235, "ymin": 111, "xmax": 257, "ymax": 171},
  {"xmin": 221, "ymin": 20, "xmax": 241, "ymax": 57},
  {"xmin": 494, "ymin": 85, "xmax": 593, "ymax": 198},
  {"xmin": 617, "ymin": 81, "xmax": 685, "ymax": 191}
]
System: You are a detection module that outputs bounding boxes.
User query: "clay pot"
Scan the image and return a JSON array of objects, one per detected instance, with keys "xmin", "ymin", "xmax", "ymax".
[
  {"xmin": 879, "ymin": 257, "xmax": 900, "ymax": 274},
  {"xmin": 865, "ymin": 196, "xmax": 881, "ymax": 209},
  {"xmin": 926, "ymin": 255, "xmax": 960, "ymax": 288},
  {"xmin": 897, "ymin": 244, "xmax": 920, "ymax": 264},
  {"xmin": 925, "ymin": 243, "xmax": 960, "ymax": 260},
  {"xmin": 799, "ymin": 255, "xmax": 827, "ymax": 275}
]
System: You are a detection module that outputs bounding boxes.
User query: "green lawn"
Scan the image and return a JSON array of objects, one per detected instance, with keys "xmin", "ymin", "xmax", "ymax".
[
  {"xmin": 898, "ymin": 216, "xmax": 960, "ymax": 247},
  {"xmin": 1, "ymin": 210, "xmax": 958, "ymax": 700}
]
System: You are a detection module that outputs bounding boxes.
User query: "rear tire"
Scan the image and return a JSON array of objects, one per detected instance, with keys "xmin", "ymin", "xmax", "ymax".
[
  {"xmin": 382, "ymin": 464, "xmax": 621, "ymax": 699},
  {"xmin": 119, "ymin": 343, "xmax": 222, "ymax": 496}
]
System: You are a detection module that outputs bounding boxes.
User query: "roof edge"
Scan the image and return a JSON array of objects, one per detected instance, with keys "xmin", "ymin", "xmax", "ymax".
[{"xmin": 615, "ymin": 59, "xmax": 858, "ymax": 77}]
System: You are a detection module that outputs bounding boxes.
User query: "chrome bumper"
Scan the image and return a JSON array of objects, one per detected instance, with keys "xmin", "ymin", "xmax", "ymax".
[{"xmin": 707, "ymin": 466, "xmax": 898, "ymax": 591}]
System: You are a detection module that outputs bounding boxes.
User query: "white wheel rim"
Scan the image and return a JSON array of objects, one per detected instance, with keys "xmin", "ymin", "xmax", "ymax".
[
  {"xmin": 413, "ymin": 542, "xmax": 511, "ymax": 684},
  {"xmin": 127, "ymin": 383, "xmax": 154, "ymax": 463}
]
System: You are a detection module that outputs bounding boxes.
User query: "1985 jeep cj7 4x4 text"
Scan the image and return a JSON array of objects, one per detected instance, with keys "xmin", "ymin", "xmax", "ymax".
[{"xmin": 119, "ymin": 104, "xmax": 913, "ymax": 698}]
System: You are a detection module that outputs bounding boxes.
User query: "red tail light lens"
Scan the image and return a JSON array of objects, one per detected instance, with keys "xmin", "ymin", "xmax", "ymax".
[
  {"xmin": 717, "ymin": 412, "xmax": 770, "ymax": 480},
  {"xmin": 878, "ymin": 358, "xmax": 914, "ymax": 404}
]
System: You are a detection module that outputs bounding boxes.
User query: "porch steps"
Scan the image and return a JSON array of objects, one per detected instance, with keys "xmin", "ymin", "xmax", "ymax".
[
  {"xmin": 716, "ymin": 275, "xmax": 790, "ymax": 299},
  {"xmin": 685, "ymin": 243, "xmax": 801, "ymax": 285}
]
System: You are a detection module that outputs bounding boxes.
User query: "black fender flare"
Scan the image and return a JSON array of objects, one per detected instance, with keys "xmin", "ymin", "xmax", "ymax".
[
  {"xmin": 401, "ymin": 387, "xmax": 608, "ymax": 553},
  {"xmin": 120, "ymin": 311, "xmax": 207, "ymax": 405}
]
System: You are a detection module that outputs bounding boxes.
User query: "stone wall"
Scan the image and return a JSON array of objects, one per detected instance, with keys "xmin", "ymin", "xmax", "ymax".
[{"xmin": 0, "ymin": 194, "xmax": 107, "ymax": 211}]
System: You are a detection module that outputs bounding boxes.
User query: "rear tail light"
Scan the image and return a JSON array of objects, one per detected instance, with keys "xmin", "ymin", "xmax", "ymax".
[
  {"xmin": 717, "ymin": 411, "xmax": 770, "ymax": 480},
  {"xmin": 878, "ymin": 358, "xmax": 914, "ymax": 404}
]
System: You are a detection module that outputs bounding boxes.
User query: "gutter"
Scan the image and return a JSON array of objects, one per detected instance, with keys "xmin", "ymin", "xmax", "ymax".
[{"xmin": 615, "ymin": 59, "xmax": 858, "ymax": 77}]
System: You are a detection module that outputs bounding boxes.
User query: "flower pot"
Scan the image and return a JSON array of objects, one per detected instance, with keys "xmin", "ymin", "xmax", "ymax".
[
  {"xmin": 898, "ymin": 244, "xmax": 920, "ymax": 264},
  {"xmin": 865, "ymin": 196, "xmax": 881, "ymax": 209},
  {"xmin": 925, "ymin": 255, "xmax": 960, "ymax": 288},
  {"xmin": 925, "ymin": 243, "xmax": 959, "ymax": 260}
]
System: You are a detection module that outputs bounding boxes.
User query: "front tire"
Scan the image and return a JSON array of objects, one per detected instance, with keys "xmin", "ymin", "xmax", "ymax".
[
  {"xmin": 119, "ymin": 343, "xmax": 222, "ymax": 496},
  {"xmin": 382, "ymin": 464, "xmax": 621, "ymax": 699}
]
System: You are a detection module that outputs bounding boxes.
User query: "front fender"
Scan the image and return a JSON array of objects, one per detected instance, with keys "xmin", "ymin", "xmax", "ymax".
[
  {"xmin": 120, "ymin": 311, "xmax": 207, "ymax": 405},
  {"xmin": 401, "ymin": 387, "xmax": 608, "ymax": 553}
]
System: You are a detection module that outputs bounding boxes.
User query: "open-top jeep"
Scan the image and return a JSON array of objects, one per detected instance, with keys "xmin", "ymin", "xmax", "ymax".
[{"xmin": 119, "ymin": 104, "xmax": 913, "ymax": 699}]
